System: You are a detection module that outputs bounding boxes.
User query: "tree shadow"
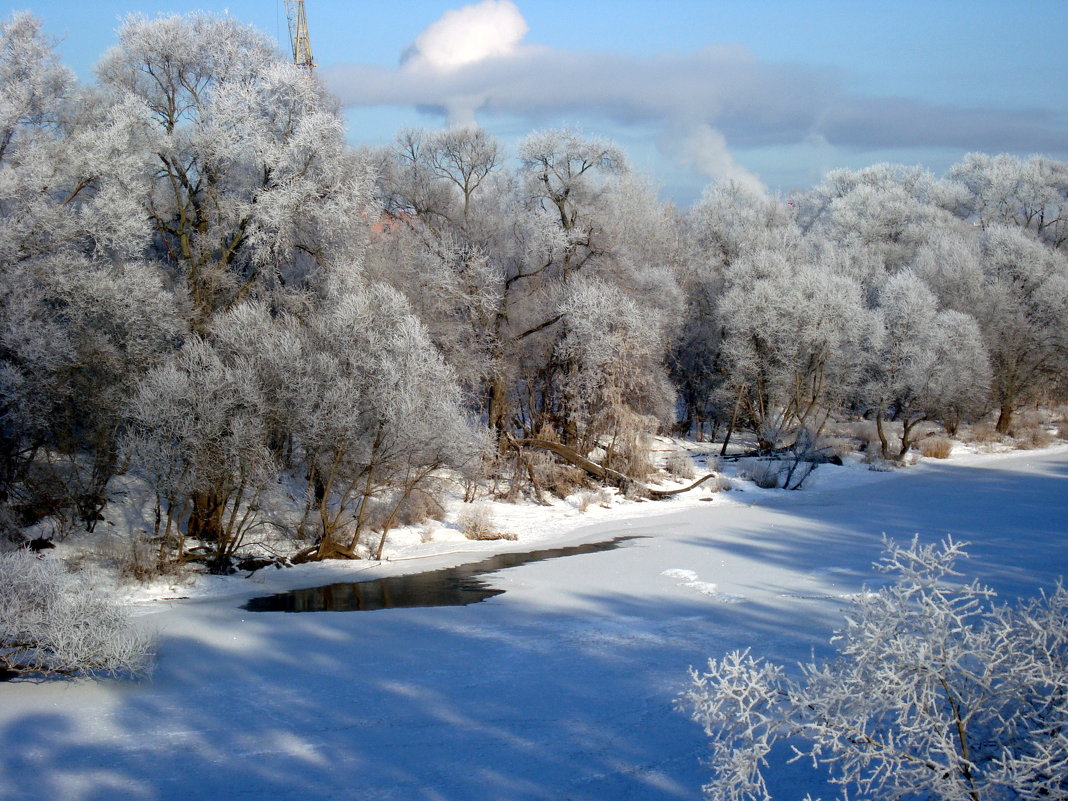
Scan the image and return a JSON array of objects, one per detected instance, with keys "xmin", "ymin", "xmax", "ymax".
[{"xmin": 0, "ymin": 589, "xmax": 729, "ymax": 800}]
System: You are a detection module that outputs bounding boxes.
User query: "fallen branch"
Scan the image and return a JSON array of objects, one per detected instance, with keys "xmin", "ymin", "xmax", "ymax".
[
  {"xmin": 646, "ymin": 472, "xmax": 720, "ymax": 498},
  {"xmin": 514, "ymin": 437, "xmax": 717, "ymax": 500}
]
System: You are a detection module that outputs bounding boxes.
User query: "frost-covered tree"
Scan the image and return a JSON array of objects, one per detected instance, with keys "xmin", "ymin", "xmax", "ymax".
[
  {"xmin": 691, "ymin": 180, "xmax": 801, "ymax": 270},
  {"xmin": 865, "ymin": 272, "xmax": 990, "ymax": 458},
  {"xmin": 974, "ymin": 227, "xmax": 1068, "ymax": 433},
  {"xmin": 97, "ymin": 12, "xmax": 372, "ymax": 328},
  {"xmin": 0, "ymin": 12, "xmax": 152, "ymax": 266},
  {"xmin": 283, "ymin": 283, "xmax": 485, "ymax": 560},
  {"xmin": 372, "ymin": 126, "xmax": 511, "ymax": 411},
  {"xmin": 512, "ymin": 133, "xmax": 684, "ymax": 446},
  {"xmin": 669, "ymin": 268, "xmax": 727, "ymax": 440},
  {"xmin": 554, "ymin": 277, "xmax": 676, "ymax": 458},
  {"xmin": 944, "ymin": 153, "xmax": 1068, "ymax": 251},
  {"xmin": 717, "ymin": 250, "xmax": 869, "ymax": 450},
  {"xmin": 911, "ymin": 229, "xmax": 988, "ymax": 315},
  {"xmin": 376, "ymin": 126, "xmax": 681, "ymax": 463},
  {"xmin": 0, "ymin": 14, "xmax": 174, "ymax": 531},
  {"xmin": 681, "ymin": 537, "xmax": 1068, "ymax": 801},
  {"xmin": 799, "ymin": 164, "xmax": 961, "ymax": 295},
  {"xmin": 0, "ymin": 257, "xmax": 181, "ymax": 529},
  {"xmin": 123, "ymin": 338, "xmax": 275, "ymax": 573},
  {"xmin": 670, "ymin": 182, "xmax": 797, "ymax": 440},
  {"xmin": 518, "ymin": 128, "xmax": 626, "ymax": 266}
]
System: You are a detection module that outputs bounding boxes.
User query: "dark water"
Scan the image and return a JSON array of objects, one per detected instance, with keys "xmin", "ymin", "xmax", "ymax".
[{"xmin": 242, "ymin": 536, "xmax": 643, "ymax": 613}]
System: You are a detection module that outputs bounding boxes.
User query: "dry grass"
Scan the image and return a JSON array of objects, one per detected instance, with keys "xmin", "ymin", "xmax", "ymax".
[
  {"xmin": 72, "ymin": 532, "xmax": 189, "ymax": 586},
  {"xmin": 823, "ymin": 436, "xmax": 858, "ymax": 460},
  {"xmin": 919, "ymin": 437, "xmax": 953, "ymax": 459},
  {"xmin": 1015, "ymin": 409, "xmax": 1048, "ymax": 430},
  {"xmin": 418, "ymin": 521, "xmax": 437, "ymax": 543},
  {"xmin": 600, "ymin": 410, "xmax": 658, "ymax": 483}
]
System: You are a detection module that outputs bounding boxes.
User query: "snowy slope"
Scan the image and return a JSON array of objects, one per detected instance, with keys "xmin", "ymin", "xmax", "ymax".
[{"xmin": 1, "ymin": 446, "xmax": 1065, "ymax": 801}]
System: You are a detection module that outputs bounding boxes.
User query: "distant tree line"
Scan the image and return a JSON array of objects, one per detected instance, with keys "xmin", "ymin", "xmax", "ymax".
[{"xmin": 1, "ymin": 12, "xmax": 1066, "ymax": 571}]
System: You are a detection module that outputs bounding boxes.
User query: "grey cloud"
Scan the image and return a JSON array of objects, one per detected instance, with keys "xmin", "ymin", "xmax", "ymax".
[{"xmin": 324, "ymin": 43, "xmax": 1067, "ymax": 156}]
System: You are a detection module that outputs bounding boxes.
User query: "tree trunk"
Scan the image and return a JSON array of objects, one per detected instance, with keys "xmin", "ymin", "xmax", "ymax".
[
  {"xmin": 720, "ymin": 383, "xmax": 745, "ymax": 458},
  {"xmin": 875, "ymin": 407, "xmax": 890, "ymax": 460},
  {"xmin": 995, "ymin": 401, "xmax": 1014, "ymax": 434}
]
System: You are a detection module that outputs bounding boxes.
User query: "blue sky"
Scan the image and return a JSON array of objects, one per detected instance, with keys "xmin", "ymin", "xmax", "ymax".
[{"xmin": 11, "ymin": 0, "xmax": 1068, "ymax": 203}]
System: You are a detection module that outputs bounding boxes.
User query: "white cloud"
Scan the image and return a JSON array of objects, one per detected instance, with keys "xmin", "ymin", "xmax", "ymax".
[{"xmin": 402, "ymin": 0, "xmax": 528, "ymax": 72}]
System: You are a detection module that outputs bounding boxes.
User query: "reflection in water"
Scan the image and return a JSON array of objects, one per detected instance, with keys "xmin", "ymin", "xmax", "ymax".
[{"xmin": 242, "ymin": 536, "xmax": 643, "ymax": 613}]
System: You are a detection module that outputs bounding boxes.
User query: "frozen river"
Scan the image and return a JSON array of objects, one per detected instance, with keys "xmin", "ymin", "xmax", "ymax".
[{"xmin": 1, "ymin": 446, "xmax": 1065, "ymax": 800}]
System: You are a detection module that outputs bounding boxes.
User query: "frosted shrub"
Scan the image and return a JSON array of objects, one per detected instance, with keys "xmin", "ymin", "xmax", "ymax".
[
  {"xmin": 1013, "ymin": 426, "xmax": 1055, "ymax": 450},
  {"xmin": 534, "ymin": 460, "xmax": 588, "ymax": 499},
  {"xmin": 680, "ymin": 537, "xmax": 1068, "ymax": 801},
  {"xmin": 0, "ymin": 550, "xmax": 153, "ymax": 678},
  {"xmin": 418, "ymin": 521, "xmax": 437, "ymax": 544},
  {"xmin": 666, "ymin": 449, "xmax": 697, "ymax": 481},
  {"xmin": 575, "ymin": 488, "xmax": 613, "ymax": 513},
  {"xmin": 575, "ymin": 492, "xmax": 594, "ymax": 513},
  {"xmin": 457, "ymin": 504, "xmax": 515, "ymax": 541},
  {"xmin": 709, "ymin": 476, "xmax": 733, "ymax": 492},
  {"xmin": 739, "ymin": 458, "xmax": 781, "ymax": 489}
]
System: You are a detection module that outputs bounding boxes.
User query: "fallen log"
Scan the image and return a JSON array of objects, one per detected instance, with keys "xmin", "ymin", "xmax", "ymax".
[{"xmin": 513, "ymin": 437, "xmax": 717, "ymax": 500}]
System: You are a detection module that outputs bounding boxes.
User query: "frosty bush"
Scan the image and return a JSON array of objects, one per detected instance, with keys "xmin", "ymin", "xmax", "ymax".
[
  {"xmin": 739, "ymin": 458, "xmax": 781, "ymax": 489},
  {"xmin": 666, "ymin": 449, "xmax": 697, "ymax": 481},
  {"xmin": 0, "ymin": 550, "xmax": 153, "ymax": 677},
  {"xmin": 1012, "ymin": 426, "xmax": 1056, "ymax": 450},
  {"xmin": 457, "ymin": 504, "xmax": 515, "ymax": 541},
  {"xmin": 575, "ymin": 487, "xmax": 613, "ymax": 513},
  {"xmin": 680, "ymin": 537, "xmax": 1068, "ymax": 801}
]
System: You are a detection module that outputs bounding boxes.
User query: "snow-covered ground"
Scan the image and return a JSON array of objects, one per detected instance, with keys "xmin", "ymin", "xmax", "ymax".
[{"xmin": 2, "ymin": 445, "xmax": 1066, "ymax": 800}]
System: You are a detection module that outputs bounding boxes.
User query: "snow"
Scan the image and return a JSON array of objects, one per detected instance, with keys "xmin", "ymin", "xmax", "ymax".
[{"xmin": 1, "ymin": 444, "xmax": 1066, "ymax": 800}]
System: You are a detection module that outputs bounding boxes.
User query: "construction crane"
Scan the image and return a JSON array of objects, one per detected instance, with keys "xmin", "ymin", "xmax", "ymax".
[{"xmin": 284, "ymin": 0, "xmax": 314, "ymax": 71}]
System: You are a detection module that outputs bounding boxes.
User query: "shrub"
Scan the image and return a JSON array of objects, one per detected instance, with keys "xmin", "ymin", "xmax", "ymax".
[
  {"xmin": 666, "ymin": 449, "xmax": 697, "ymax": 481},
  {"xmin": 919, "ymin": 436, "xmax": 953, "ymax": 459},
  {"xmin": 393, "ymin": 487, "xmax": 444, "ymax": 528},
  {"xmin": 575, "ymin": 488, "xmax": 613, "ymax": 512},
  {"xmin": 822, "ymin": 435, "xmax": 857, "ymax": 459},
  {"xmin": 680, "ymin": 537, "xmax": 1068, "ymax": 801},
  {"xmin": 456, "ymin": 504, "xmax": 516, "ymax": 541},
  {"xmin": 418, "ymin": 521, "xmax": 436, "ymax": 543},
  {"xmin": 961, "ymin": 422, "xmax": 1004, "ymax": 447},
  {"xmin": 739, "ymin": 458, "xmax": 781, "ymax": 489},
  {"xmin": 534, "ymin": 461, "xmax": 588, "ymax": 499},
  {"xmin": 601, "ymin": 409, "xmax": 657, "ymax": 483},
  {"xmin": 1012, "ymin": 426, "xmax": 1055, "ymax": 450},
  {"xmin": 71, "ymin": 532, "xmax": 185, "ymax": 586},
  {"xmin": 0, "ymin": 550, "xmax": 153, "ymax": 678}
]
